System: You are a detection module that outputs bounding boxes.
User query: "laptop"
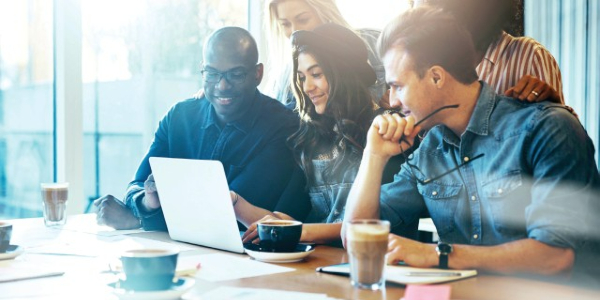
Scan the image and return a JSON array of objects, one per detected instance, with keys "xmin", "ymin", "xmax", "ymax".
[{"xmin": 148, "ymin": 157, "xmax": 245, "ymax": 253}]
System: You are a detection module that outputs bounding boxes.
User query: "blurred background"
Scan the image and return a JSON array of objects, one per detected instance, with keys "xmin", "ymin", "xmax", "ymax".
[{"xmin": 0, "ymin": 0, "xmax": 598, "ymax": 219}]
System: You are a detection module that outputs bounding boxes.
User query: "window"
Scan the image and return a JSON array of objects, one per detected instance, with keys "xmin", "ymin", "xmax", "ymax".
[
  {"xmin": 0, "ymin": 1, "xmax": 54, "ymax": 218},
  {"xmin": 0, "ymin": 0, "xmax": 249, "ymax": 219},
  {"xmin": 338, "ymin": 1, "xmax": 410, "ymax": 29},
  {"xmin": 81, "ymin": 0, "xmax": 248, "ymax": 209},
  {"xmin": 526, "ymin": 0, "xmax": 600, "ymax": 163}
]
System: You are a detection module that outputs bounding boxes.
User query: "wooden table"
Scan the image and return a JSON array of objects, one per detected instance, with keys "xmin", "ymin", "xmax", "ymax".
[{"xmin": 2, "ymin": 215, "xmax": 599, "ymax": 299}]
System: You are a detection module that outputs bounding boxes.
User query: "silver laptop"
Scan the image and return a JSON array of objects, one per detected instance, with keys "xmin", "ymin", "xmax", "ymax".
[{"xmin": 149, "ymin": 157, "xmax": 245, "ymax": 253}]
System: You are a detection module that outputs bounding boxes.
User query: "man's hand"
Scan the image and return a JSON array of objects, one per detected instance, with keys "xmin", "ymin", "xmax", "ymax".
[
  {"xmin": 93, "ymin": 195, "xmax": 141, "ymax": 229},
  {"xmin": 386, "ymin": 234, "xmax": 438, "ymax": 267},
  {"xmin": 365, "ymin": 114, "xmax": 419, "ymax": 158},
  {"xmin": 193, "ymin": 89, "xmax": 205, "ymax": 100},
  {"xmin": 143, "ymin": 174, "xmax": 161, "ymax": 210},
  {"xmin": 504, "ymin": 75, "xmax": 561, "ymax": 103}
]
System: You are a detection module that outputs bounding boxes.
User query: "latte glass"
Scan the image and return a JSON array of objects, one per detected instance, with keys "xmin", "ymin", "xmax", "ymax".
[
  {"xmin": 346, "ymin": 219, "xmax": 390, "ymax": 290},
  {"xmin": 40, "ymin": 182, "xmax": 69, "ymax": 227}
]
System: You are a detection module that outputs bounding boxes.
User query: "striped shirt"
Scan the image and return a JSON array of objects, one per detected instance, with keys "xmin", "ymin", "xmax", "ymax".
[{"xmin": 477, "ymin": 31, "xmax": 565, "ymax": 104}]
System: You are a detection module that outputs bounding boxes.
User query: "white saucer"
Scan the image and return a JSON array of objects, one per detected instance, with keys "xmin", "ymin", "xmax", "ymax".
[
  {"xmin": 0, "ymin": 245, "xmax": 24, "ymax": 260},
  {"xmin": 244, "ymin": 244, "xmax": 315, "ymax": 263},
  {"xmin": 108, "ymin": 278, "xmax": 195, "ymax": 300}
]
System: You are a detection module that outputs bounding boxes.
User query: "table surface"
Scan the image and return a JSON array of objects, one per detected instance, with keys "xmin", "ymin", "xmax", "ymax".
[{"xmin": 2, "ymin": 214, "xmax": 599, "ymax": 300}]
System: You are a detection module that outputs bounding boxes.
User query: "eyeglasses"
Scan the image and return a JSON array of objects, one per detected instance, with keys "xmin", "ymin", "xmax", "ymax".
[
  {"xmin": 201, "ymin": 69, "xmax": 249, "ymax": 85},
  {"xmin": 406, "ymin": 152, "xmax": 484, "ymax": 185},
  {"xmin": 389, "ymin": 104, "xmax": 485, "ymax": 185}
]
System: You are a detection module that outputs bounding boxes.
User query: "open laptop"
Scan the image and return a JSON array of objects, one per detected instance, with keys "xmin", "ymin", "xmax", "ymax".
[{"xmin": 148, "ymin": 157, "xmax": 245, "ymax": 253}]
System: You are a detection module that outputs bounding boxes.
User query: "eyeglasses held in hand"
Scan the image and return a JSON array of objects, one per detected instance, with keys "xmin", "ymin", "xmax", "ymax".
[{"xmin": 387, "ymin": 104, "xmax": 484, "ymax": 185}]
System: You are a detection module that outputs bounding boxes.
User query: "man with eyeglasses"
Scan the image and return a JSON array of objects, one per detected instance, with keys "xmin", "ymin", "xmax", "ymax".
[
  {"xmin": 342, "ymin": 7, "xmax": 600, "ymax": 280},
  {"xmin": 95, "ymin": 27, "xmax": 304, "ymax": 231}
]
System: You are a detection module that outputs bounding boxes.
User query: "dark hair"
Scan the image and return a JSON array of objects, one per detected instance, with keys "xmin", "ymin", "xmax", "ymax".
[
  {"xmin": 378, "ymin": 7, "xmax": 478, "ymax": 84},
  {"xmin": 289, "ymin": 44, "xmax": 375, "ymax": 186}
]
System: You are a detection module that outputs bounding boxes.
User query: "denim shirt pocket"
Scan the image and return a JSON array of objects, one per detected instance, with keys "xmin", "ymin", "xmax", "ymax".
[
  {"xmin": 417, "ymin": 182, "xmax": 462, "ymax": 235},
  {"xmin": 481, "ymin": 170, "xmax": 526, "ymax": 233},
  {"xmin": 306, "ymin": 191, "xmax": 331, "ymax": 223}
]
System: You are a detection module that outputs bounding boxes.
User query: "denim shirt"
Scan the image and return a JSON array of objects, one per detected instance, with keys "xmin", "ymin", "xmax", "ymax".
[
  {"xmin": 305, "ymin": 154, "xmax": 361, "ymax": 224},
  {"xmin": 125, "ymin": 90, "xmax": 301, "ymax": 231},
  {"xmin": 358, "ymin": 28, "xmax": 387, "ymax": 102},
  {"xmin": 380, "ymin": 82, "xmax": 600, "ymax": 250}
]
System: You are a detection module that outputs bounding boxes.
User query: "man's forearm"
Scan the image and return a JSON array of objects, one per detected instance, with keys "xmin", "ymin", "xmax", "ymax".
[
  {"xmin": 301, "ymin": 223, "xmax": 342, "ymax": 244},
  {"xmin": 344, "ymin": 152, "xmax": 389, "ymax": 222},
  {"xmin": 234, "ymin": 196, "xmax": 276, "ymax": 227},
  {"xmin": 450, "ymin": 239, "xmax": 574, "ymax": 275}
]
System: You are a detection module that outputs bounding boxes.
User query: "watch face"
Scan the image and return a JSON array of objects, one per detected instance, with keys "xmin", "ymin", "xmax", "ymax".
[{"xmin": 437, "ymin": 243, "xmax": 452, "ymax": 254}]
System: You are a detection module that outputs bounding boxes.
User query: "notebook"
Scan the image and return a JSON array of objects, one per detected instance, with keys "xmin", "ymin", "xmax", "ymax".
[
  {"xmin": 316, "ymin": 263, "xmax": 477, "ymax": 285},
  {"xmin": 149, "ymin": 157, "xmax": 245, "ymax": 253}
]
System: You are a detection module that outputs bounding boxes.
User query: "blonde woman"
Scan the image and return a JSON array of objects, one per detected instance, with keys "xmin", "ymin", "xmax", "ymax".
[{"xmin": 265, "ymin": 0, "xmax": 387, "ymax": 107}]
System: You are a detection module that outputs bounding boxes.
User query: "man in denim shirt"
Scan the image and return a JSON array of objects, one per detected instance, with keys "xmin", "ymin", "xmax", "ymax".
[
  {"xmin": 343, "ymin": 8, "xmax": 600, "ymax": 277},
  {"xmin": 94, "ymin": 27, "xmax": 302, "ymax": 231}
]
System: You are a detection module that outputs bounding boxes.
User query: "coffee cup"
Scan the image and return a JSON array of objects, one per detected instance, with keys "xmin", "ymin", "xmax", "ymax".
[
  {"xmin": 40, "ymin": 182, "xmax": 69, "ymax": 227},
  {"xmin": 346, "ymin": 219, "xmax": 390, "ymax": 290},
  {"xmin": 257, "ymin": 220, "xmax": 302, "ymax": 252},
  {"xmin": 0, "ymin": 222, "xmax": 12, "ymax": 253},
  {"xmin": 120, "ymin": 248, "xmax": 179, "ymax": 291}
]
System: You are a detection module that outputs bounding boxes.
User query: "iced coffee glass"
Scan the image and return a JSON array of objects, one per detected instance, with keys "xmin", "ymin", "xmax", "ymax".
[
  {"xmin": 346, "ymin": 219, "xmax": 390, "ymax": 290},
  {"xmin": 41, "ymin": 182, "xmax": 69, "ymax": 227}
]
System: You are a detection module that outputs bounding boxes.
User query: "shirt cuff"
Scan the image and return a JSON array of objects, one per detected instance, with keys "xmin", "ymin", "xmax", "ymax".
[
  {"xmin": 529, "ymin": 227, "xmax": 579, "ymax": 249},
  {"xmin": 130, "ymin": 190, "xmax": 167, "ymax": 231}
]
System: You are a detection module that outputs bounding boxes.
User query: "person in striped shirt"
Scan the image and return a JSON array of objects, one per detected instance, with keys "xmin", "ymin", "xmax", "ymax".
[{"xmin": 411, "ymin": 0, "xmax": 566, "ymax": 105}]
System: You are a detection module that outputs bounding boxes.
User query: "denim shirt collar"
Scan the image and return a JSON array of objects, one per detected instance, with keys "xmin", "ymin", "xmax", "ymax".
[
  {"xmin": 202, "ymin": 89, "xmax": 261, "ymax": 134},
  {"xmin": 441, "ymin": 82, "xmax": 497, "ymax": 147}
]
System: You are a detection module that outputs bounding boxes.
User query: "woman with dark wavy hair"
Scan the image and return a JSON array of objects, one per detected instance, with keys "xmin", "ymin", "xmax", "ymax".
[{"xmin": 237, "ymin": 23, "xmax": 393, "ymax": 245}]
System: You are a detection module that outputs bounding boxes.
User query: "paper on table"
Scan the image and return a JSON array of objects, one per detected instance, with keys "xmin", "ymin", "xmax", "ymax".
[
  {"xmin": 179, "ymin": 253, "xmax": 294, "ymax": 282},
  {"xmin": 58, "ymin": 214, "xmax": 148, "ymax": 236},
  {"xmin": 317, "ymin": 263, "xmax": 477, "ymax": 285},
  {"xmin": 27, "ymin": 235, "xmax": 195, "ymax": 258},
  {"xmin": 0, "ymin": 262, "xmax": 65, "ymax": 283},
  {"xmin": 200, "ymin": 287, "xmax": 335, "ymax": 300},
  {"xmin": 404, "ymin": 285, "xmax": 451, "ymax": 300}
]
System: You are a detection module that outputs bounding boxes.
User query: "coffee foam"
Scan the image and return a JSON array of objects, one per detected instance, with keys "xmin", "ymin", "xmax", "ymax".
[
  {"xmin": 123, "ymin": 248, "xmax": 179, "ymax": 258},
  {"xmin": 347, "ymin": 224, "xmax": 389, "ymax": 241},
  {"xmin": 259, "ymin": 220, "xmax": 302, "ymax": 226}
]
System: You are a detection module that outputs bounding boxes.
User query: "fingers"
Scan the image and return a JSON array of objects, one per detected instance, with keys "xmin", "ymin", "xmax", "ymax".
[
  {"xmin": 507, "ymin": 75, "xmax": 547, "ymax": 102},
  {"xmin": 193, "ymin": 89, "xmax": 205, "ymax": 100},
  {"xmin": 386, "ymin": 236, "xmax": 404, "ymax": 265},
  {"xmin": 537, "ymin": 87, "xmax": 552, "ymax": 101},
  {"xmin": 145, "ymin": 174, "xmax": 158, "ymax": 193},
  {"xmin": 242, "ymin": 228, "xmax": 259, "ymax": 243},
  {"xmin": 374, "ymin": 114, "xmax": 409, "ymax": 142},
  {"xmin": 403, "ymin": 115, "xmax": 416, "ymax": 137},
  {"xmin": 96, "ymin": 209, "xmax": 105, "ymax": 225},
  {"xmin": 507, "ymin": 76, "xmax": 529, "ymax": 98}
]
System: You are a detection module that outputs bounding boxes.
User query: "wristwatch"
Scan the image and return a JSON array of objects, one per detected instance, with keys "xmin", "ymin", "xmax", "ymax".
[{"xmin": 436, "ymin": 242, "xmax": 453, "ymax": 269}]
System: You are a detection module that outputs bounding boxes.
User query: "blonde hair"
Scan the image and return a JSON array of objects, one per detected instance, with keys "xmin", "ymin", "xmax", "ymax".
[{"xmin": 264, "ymin": 0, "xmax": 353, "ymax": 102}]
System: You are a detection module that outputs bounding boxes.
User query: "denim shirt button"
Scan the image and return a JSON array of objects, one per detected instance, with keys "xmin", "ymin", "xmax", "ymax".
[
  {"xmin": 432, "ymin": 191, "xmax": 438, "ymax": 196},
  {"xmin": 471, "ymin": 195, "xmax": 476, "ymax": 201},
  {"xmin": 497, "ymin": 188, "xmax": 503, "ymax": 194},
  {"xmin": 464, "ymin": 156, "xmax": 470, "ymax": 162},
  {"xmin": 473, "ymin": 234, "xmax": 479, "ymax": 239}
]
